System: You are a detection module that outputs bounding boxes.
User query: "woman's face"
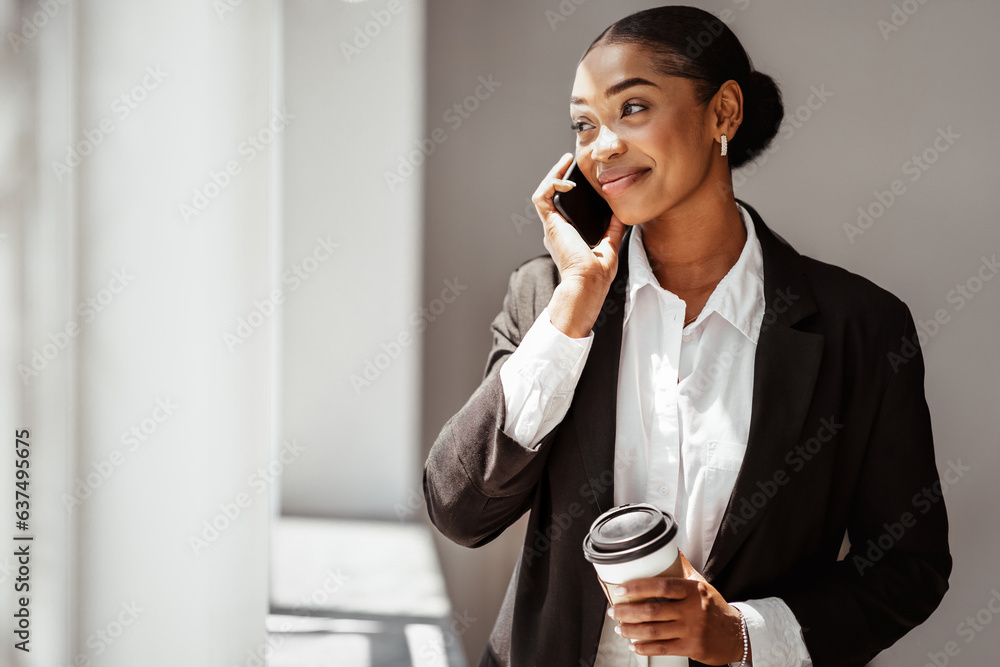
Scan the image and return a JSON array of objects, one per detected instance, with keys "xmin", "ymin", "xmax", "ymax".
[{"xmin": 570, "ymin": 42, "xmax": 717, "ymax": 225}]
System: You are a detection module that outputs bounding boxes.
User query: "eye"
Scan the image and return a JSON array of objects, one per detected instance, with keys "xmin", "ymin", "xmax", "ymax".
[
  {"xmin": 621, "ymin": 101, "xmax": 646, "ymax": 117},
  {"xmin": 571, "ymin": 101, "xmax": 644, "ymax": 133}
]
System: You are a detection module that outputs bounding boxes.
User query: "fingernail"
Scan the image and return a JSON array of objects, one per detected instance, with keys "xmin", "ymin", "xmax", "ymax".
[
  {"xmin": 614, "ymin": 586, "xmax": 627, "ymax": 596},
  {"xmin": 606, "ymin": 607, "xmax": 615, "ymax": 619},
  {"xmin": 613, "ymin": 625, "xmax": 621, "ymax": 635},
  {"xmin": 628, "ymin": 644, "xmax": 636, "ymax": 652}
]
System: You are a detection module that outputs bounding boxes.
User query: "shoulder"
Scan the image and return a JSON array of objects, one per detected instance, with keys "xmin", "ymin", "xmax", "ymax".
[
  {"xmin": 503, "ymin": 253, "xmax": 560, "ymax": 321},
  {"xmin": 793, "ymin": 252, "xmax": 915, "ymax": 367},
  {"xmin": 800, "ymin": 254, "xmax": 909, "ymax": 319}
]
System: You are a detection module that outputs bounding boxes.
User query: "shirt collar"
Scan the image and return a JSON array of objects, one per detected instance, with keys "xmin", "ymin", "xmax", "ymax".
[{"xmin": 624, "ymin": 202, "xmax": 766, "ymax": 344}]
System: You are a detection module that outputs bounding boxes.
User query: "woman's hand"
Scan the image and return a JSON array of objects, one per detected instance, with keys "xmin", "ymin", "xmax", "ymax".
[
  {"xmin": 608, "ymin": 550, "xmax": 748, "ymax": 665},
  {"xmin": 532, "ymin": 153, "xmax": 626, "ymax": 339}
]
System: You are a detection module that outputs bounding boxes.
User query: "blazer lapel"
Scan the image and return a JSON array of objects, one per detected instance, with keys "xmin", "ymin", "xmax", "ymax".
[
  {"xmin": 568, "ymin": 225, "xmax": 634, "ymax": 517},
  {"xmin": 704, "ymin": 201, "xmax": 825, "ymax": 581}
]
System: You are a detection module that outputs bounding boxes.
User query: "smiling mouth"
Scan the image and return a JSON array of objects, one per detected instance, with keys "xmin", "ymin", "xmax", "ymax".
[{"xmin": 600, "ymin": 169, "xmax": 650, "ymax": 197}]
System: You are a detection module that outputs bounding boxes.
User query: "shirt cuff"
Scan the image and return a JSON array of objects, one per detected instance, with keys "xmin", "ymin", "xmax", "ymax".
[
  {"xmin": 499, "ymin": 306, "xmax": 593, "ymax": 448},
  {"xmin": 730, "ymin": 598, "xmax": 813, "ymax": 667}
]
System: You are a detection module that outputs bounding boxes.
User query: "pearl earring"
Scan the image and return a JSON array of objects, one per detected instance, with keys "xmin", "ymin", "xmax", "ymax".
[{"xmin": 720, "ymin": 134, "xmax": 728, "ymax": 157}]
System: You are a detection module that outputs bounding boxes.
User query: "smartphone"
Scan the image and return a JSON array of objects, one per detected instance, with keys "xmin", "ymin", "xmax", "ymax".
[{"xmin": 552, "ymin": 157, "xmax": 613, "ymax": 248}]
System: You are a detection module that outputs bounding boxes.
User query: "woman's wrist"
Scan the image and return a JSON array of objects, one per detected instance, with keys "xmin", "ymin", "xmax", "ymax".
[{"xmin": 547, "ymin": 279, "xmax": 608, "ymax": 339}]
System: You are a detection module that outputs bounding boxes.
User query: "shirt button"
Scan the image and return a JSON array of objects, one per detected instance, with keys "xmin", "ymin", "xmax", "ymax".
[
  {"xmin": 659, "ymin": 485, "xmax": 670, "ymax": 495},
  {"xmin": 682, "ymin": 333, "xmax": 692, "ymax": 342}
]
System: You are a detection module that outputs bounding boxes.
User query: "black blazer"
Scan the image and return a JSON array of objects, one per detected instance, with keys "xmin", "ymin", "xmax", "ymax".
[{"xmin": 423, "ymin": 201, "xmax": 951, "ymax": 667}]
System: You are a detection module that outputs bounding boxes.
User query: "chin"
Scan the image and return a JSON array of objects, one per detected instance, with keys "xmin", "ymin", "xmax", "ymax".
[{"xmin": 609, "ymin": 201, "xmax": 658, "ymax": 227}]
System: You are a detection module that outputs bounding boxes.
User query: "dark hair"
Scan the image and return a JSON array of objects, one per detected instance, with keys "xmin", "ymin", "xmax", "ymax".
[{"xmin": 583, "ymin": 5, "xmax": 783, "ymax": 170}]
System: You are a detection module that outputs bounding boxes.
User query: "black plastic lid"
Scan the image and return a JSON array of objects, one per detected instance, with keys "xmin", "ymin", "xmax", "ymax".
[{"xmin": 582, "ymin": 503, "xmax": 677, "ymax": 565}]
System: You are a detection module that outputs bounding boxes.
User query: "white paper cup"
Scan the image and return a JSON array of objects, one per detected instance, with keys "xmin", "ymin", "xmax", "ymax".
[{"xmin": 583, "ymin": 503, "xmax": 688, "ymax": 667}]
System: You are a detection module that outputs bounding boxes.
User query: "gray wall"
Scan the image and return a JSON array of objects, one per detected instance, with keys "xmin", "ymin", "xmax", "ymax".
[{"xmin": 421, "ymin": 0, "xmax": 1000, "ymax": 663}]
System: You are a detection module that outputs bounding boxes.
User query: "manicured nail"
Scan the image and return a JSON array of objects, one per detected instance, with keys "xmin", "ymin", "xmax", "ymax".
[
  {"xmin": 614, "ymin": 586, "xmax": 627, "ymax": 596},
  {"xmin": 628, "ymin": 644, "xmax": 636, "ymax": 652},
  {"xmin": 613, "ymin": 625, "xmax": 621, "ymax": 635},
  {"xmin": 606, "ymin": 607, "xmax": 616, "ymax": 618}
]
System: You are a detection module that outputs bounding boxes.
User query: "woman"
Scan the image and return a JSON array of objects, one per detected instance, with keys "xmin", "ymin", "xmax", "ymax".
[{"xmin": 423, "ymin": 6, "xmax": 950, "ymax": 666}]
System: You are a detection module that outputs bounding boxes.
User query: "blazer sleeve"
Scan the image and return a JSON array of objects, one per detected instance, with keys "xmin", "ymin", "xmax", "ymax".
[
  {"xmin": 777, "ymin": 302, "xmax": 952, "ymax": 666},
  {"xmin": 423, "ymin": 258, "xmax": 562, "ymax": 548}
]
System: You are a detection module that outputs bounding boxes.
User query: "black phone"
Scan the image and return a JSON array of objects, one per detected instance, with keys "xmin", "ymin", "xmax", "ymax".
[{"xmin": 552, "ymin": 157, "xmax": 613, "ymax": 248}]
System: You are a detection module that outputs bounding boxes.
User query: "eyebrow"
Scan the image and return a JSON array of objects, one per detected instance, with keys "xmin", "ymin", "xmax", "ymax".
[{"xmin": 570, "ymin": 77, "xmax": 660, "ymax": 106}]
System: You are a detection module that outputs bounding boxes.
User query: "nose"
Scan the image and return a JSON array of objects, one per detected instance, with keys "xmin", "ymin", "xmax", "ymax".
[{"xmin": 590, "ymin": 125, "xmax": 623, "ymax": 160}]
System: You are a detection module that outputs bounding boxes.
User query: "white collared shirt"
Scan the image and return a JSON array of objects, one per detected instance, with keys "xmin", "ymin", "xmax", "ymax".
[{"xmin": 499, "ymin": 203, "xmax": 812, "ymax": 667}]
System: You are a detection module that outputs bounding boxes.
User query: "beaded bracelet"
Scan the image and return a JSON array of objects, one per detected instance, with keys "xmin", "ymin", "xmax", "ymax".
[{"xmin": 734, "ymin": 607, "xmax": 749, "ymax": 667}]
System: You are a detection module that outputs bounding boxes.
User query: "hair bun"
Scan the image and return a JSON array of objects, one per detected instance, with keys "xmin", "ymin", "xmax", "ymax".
[{"xmin": 729, "ymin": 70, "xmax": 784, "ymax": 169}]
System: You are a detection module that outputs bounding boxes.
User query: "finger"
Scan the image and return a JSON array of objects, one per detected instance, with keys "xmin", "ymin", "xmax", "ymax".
[
  {"xmin": 532, "ymin": 173, "xmax": 575, "ymax": 219},
  {"xmin": 532, "ymin": 154, "xmax": 575, "ymax": 207},
  {"xmin": 616, "ymin": 619, "xmax": 683, "ymax": 642},
  {"xmin": 536, "ymin": 153, "xmax": 573, "ymax": 190},
  {"xmin": 548, "ymin": 152, "xmax": 574, "ymax": 179},
  {"xmin": 609, "ymin": 597, "xmax": 685, "ymax": 624},
  {"xmin": 612, "ymin": 577, "xmax": 691, "ymax": 605},
  {"xmin": 677, "ymin": 549, "xmax": 708, "ymax": 583},
  {"xmin": 592, "ymin": 213, "xmax": 626, "ymax": 258},
  {"xmin": 631, "ymin": 638, "xmax": 687, "ymax": 657}
]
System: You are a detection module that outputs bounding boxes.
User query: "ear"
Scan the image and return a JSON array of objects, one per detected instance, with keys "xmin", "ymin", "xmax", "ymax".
[{"xmin": 708, "ymin": 79, "xmax": 744, "ymax": 144}]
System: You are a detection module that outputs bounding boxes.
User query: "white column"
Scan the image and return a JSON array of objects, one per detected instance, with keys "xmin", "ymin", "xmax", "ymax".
[{"xmin": 7, "ymin": 1, "xmax": 275, "ymax": 665}]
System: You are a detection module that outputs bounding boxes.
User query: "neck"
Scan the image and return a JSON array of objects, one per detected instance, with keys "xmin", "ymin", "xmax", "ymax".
[{"xmin": 638, "ymin": 181, "xmax": 746, "ymax": 296}]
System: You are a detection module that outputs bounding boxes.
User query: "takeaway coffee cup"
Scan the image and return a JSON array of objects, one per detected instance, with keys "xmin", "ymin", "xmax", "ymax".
[{"xmin": 583, "ymin": 503, "xmax": 687, "ymax": 666}]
